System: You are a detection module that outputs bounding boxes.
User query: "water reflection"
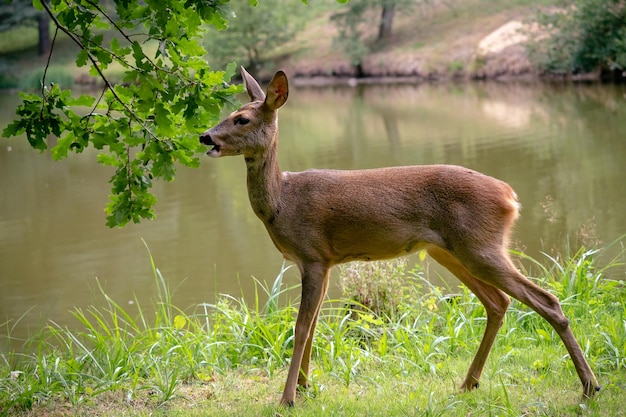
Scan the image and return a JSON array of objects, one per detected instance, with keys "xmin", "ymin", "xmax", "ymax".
[{"xmin": 1, "ymin": 82, "xmax": 625, "ymax": 340}]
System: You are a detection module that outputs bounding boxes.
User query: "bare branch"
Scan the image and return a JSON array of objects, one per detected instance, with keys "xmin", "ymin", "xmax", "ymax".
[{"xmin": 40, "ymin": 26, "xmax": 58, "ymax": 118}]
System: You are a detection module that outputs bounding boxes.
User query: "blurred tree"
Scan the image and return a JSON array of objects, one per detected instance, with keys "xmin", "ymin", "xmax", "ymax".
[
  {"xmin": 38, "ymin": 1, "xmax": 50, "ymax": 55},
  {"xmin": 378, "ymin": 0, "xmax": 395, "ymax": 41},
  {"xmin": 203, "ymin": 0, "xmax": 308, "ymax": 75},
  {"xmin": 0, "ymin": 0, "xmax": 39, "ymax": 31},
  {"xmin": 331, "ymin": 0, "xmax": 369, "ymax": 77},
  {"xmin": 528, "ymin": 0, "xmax": 626, "ymax": 78},
  {"xmin": 0, "ymin": 0, "xmax": 50, "ymax": 55},
  {"xmin": 331, "ymin": 0, "xmax": 416, "ymax": 76}
]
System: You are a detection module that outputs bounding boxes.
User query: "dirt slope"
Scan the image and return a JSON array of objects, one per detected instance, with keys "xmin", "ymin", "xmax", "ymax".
[{"xmin": 276, "ymin": 2, "xmax": 541, "ymax": 83}]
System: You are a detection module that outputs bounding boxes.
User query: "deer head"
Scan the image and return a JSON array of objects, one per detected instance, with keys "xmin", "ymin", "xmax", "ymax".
[{"xmin": 200, "ymin": 67, "xmax": 288, "ymax": 159}]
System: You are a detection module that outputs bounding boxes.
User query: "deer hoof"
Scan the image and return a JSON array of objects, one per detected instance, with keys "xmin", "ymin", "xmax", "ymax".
[
  {"xmin": 460, "ymin": 379, "xmax": 480, "ymax": 392},
  {"xmin": 583, "ymin": 384, "xmax": 601, "ymax": 400},
  {"xmin": 279, "ymin": 398, "xmax": 295, "ymax": 408}
]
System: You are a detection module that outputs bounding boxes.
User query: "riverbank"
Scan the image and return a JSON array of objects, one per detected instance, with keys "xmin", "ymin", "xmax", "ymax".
[
  {"xmin": 0, "ymin": 0, "xmax": 605, "ymax": 91},
  {"xmin": 1, "ymin": 243, "xmax": 625, "ymax": 416},
  {"xmin": 269, "ymin": 0, "xmax": 548, "ymax": 85}
]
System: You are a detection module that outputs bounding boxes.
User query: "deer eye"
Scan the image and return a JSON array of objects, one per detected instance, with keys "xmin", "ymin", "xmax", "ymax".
[{"xmin": 234, "ymin": 116, "xmax": 250, "ymax": 125}]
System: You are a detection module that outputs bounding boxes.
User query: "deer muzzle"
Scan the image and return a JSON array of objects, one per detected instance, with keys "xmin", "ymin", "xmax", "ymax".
[{"xmin": 200, "ymin": 133, "xmax": 221, "ymax": 157}]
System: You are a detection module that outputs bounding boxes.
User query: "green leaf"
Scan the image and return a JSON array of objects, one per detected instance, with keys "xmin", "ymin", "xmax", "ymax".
[
  {"xmin": 154, "ymin": 103, "xmax": 175, "ymax": 137},
  {"xmin": 76, "ymin": 49, "xmax": 89, "ymax": 67},
  {"xmin": 69, "ymin": 94, "xmax": 96, "ymax": 107},
  {"xmin": 224, "ymin": 61, "xmax": 237, "ymax": 80},
  {"xmin": 92, "ymin": 34, "xmax": 104, "ymax": 47},
  {"xmin": 2, "ymin": 121, "xmax": 20, "ymax": 139},
  {"xmin": 153, "ymin": 157, "xmax": 176, "ymax": 182},
  {"xmin": 51, "ymin": 132, "xmax": 75, "ymax": 160},
  {"xmin": 175, "ymin": 38, "xmax": 207, "ymax": 57},
  {"xmin": 97, "ymin": 153, "xmax": 121, "ymax": 167}
]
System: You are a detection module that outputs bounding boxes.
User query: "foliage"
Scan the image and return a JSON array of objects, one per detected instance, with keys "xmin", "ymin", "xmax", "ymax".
[
  {"xmin": 202, "ymin": 0, "xmax": 308, "ymax": 75},
  {"xmin": 1, "ymin": 241, "xmax": 625, "ymax": 415},
  {"xmin": 2, "ymin": 0, "xmax": 243, "ymax": 227},
  {"xmin": 527, "ymin": 0, "xmax": 626, "ymax": 75}
]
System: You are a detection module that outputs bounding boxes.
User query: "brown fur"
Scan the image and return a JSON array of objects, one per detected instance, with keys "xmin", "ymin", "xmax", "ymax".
[{"xmin": 200, "ymin": 68, "xmax": 599, "ymax": 406}]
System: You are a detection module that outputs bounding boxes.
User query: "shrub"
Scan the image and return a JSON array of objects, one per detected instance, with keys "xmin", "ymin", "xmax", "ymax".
[{"xmin": 527, "ymin": 0, "xmax": 626, "ymax": 76}]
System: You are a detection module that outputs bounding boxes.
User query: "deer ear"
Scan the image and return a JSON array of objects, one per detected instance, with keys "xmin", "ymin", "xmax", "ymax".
[
  {"xmin": 241, "ymin": 67, "xmax": 265, "ymax": 102},
  {"xmin": 264, "ymin": 71, "xmax": 289, "ymax": 111}
]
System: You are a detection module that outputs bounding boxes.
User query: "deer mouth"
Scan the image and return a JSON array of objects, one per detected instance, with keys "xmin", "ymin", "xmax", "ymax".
[
  {"xmin": 207, "ymin": 144, "xmax": 221, "ymax": 157},
  {"xmin": 200, "ymin": 134, "xmax": 221, "ymax": 157}
]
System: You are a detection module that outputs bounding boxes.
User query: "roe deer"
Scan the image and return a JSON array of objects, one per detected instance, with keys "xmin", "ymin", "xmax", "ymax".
[{"xmin": 199, "ymin": 68, "xmax": 600, "ymax": 406}]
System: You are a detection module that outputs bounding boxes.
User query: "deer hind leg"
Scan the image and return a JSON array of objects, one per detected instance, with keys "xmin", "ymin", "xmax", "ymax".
[
  {"xmin": 457, "ymin": 245, "xmax": 600, "ymax": 399},
  {"xmin": 427, "ymin": 246, "xmax": 511, "ymax": 391},
  {"xmin": 280, "ymin": 262, "xmax": 330, "ymax": 407}
]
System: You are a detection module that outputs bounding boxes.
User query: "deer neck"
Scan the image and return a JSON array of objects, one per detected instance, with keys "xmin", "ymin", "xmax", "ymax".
[{"xmin": 244, "ymin": 137, "xmax": 283, "ymax": 222}]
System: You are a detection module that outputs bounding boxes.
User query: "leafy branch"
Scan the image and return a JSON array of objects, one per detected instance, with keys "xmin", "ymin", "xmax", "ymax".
[
  {"xmin": 40, "ymin": 0, "xmax": 160, "ymax": 141},
  {"xmin": 2, "ymin": 0, "xmax": 242, "ymax": 227}
]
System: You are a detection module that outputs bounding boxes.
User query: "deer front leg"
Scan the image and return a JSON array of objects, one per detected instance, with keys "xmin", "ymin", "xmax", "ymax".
[
  {"xmin": 298, "ymin": 275, "xmax": 329, "ymax": 390},
  {"xmin": 280, "ymin": 263, "xmax": 330, "ymax": 407}
]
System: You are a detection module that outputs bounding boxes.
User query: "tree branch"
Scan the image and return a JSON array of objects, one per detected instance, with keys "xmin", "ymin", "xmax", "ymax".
[
  {"xmin": 40, "ymin": 25, "xmax": 58, "ymax": 118},
  {"xmin": 82, "ymin": 0, "xmax": 197, "ymax": 86},
  {"xmin": 39, "ymin": 0, "xmax": 160, "ymax": 142}
]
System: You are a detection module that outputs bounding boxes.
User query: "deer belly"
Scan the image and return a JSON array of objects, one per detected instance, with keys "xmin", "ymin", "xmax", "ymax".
[{"xmin": 329, "ymin": 226, "xmax": 429, "ymax": 263}]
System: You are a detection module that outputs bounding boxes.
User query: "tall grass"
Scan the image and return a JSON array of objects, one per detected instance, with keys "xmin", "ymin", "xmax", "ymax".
[{"xmin": 0, "ymin": 240, "xmax": 624, "ymax": 416}]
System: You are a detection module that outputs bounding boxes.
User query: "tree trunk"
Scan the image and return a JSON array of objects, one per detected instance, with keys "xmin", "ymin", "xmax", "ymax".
[
  {"xmin": 377, "ymin": 4, "xmax": 395, "ymax": 42},
  {"xmin": 38, "ymin": 10, "xmax": 50, "ymax": 56},
  {"xmin": 355, "ymin": 61, "xmax": 365, "ymax": 78}
]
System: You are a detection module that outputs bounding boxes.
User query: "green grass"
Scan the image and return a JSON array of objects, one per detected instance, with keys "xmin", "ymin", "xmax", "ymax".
[{"xmin": 1, "ymin": 239, "xmax": 625, "ymax": 416}]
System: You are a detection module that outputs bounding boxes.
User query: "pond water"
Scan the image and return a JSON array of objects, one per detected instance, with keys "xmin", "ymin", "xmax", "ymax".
[{"xmin": 1, "ymin": 81, "xmax": 625, "ymax": 340}]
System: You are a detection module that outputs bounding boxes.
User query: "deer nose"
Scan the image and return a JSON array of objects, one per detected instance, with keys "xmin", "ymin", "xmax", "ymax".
[{"xmin": 200, "ymin": 132, "xmax": 215, "ymax": 146}]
